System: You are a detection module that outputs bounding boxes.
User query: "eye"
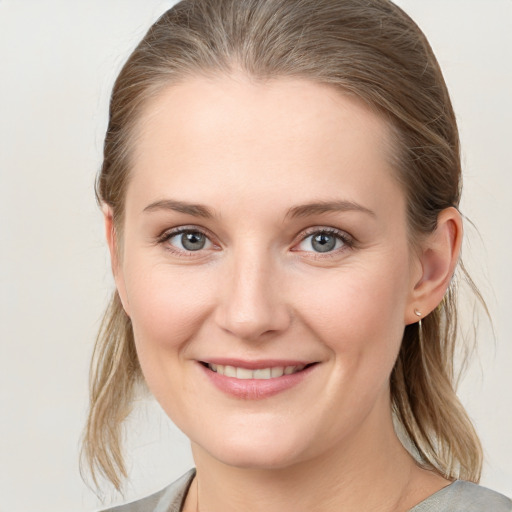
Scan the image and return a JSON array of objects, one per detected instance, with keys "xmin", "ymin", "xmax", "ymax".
[
  {"xmin": 163, "ymin": 229, "xmax": 214, "ymax": 252},
  {"xmin": 295, "ymin": 229, "xmax": 350, "ymax": 253}
]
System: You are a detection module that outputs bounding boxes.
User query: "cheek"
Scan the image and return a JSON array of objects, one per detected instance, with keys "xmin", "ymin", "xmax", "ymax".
[
  {"xmin": 121, "ymin": 262, "xmax": 218, "ymax": 410},
  {"xmin": 122, "ymin": 258, "xmax": 215, "ymax": 356},
  {"xmin": 293, "ymin": 255, "xmax": 410, "ymax": 363}
]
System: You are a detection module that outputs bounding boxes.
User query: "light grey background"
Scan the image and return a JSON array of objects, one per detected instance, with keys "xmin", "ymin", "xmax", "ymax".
[{"xmin": 0, "ymin": 1, "xmax": 510, "ymax": 511}]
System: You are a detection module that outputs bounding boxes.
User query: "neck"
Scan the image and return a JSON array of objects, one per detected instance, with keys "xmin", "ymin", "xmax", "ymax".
[{"xmin": 186, "ymin": 403, "xmax": 448, "ymax": 512}]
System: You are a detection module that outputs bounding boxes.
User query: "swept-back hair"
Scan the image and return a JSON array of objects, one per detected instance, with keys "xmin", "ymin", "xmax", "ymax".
[{"xmin": 83, "ymin": 0, "xmax": 483, "ymax": 491}]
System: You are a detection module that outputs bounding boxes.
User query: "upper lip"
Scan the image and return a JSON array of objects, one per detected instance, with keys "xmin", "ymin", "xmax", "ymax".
[{"xmin": 198, "ymin": 358, "xmax": 317, "ymax": 370}]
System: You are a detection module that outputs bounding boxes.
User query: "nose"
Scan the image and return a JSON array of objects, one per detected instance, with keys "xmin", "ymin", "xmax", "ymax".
[{"xmin": 214, "ymin": 249, "xmax": 292, "ymax": 341}]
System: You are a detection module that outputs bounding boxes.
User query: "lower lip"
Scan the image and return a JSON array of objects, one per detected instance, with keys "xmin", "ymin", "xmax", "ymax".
[{"xmin": 199, "ymin": 363, "xmax": 317, "ymax": 400}]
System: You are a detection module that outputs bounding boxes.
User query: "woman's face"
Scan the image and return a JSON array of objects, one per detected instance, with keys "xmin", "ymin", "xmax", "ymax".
[{"xmin": 113, "ymin": 75, "xmax": 423, "ymax": 469}]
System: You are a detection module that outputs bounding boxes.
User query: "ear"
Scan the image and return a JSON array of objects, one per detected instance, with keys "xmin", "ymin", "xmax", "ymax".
[
  {"xmin": 405, "ymin": 207, "xmax": 462, "ymax": 325},
  {"xmin": 102, "ymin": 204, "xmax": 131, "ymax": 317}
]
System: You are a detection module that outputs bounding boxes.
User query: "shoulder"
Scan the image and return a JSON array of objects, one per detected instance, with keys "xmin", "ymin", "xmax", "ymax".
[
  {"xmin": 99, "ymin": 469, "xmax": 196, "ymax": 512},
  {"xmin": 410, "ymin": 480, "xmax": 512, "ymax": 512}
]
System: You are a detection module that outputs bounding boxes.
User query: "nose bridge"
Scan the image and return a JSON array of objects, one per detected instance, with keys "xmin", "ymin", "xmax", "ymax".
[{"xmin": 215, "ymin": 243, "xmax": 290, "ymax": 340}]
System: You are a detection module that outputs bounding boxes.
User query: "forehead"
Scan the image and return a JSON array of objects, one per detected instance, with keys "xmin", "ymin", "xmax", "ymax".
[{"xmin": 127, "ymin": 74, "xmax": 403, "ymax": 217}]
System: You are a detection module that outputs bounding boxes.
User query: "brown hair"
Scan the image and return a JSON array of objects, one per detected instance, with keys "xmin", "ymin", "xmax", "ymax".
[{"xmin": 83, "ymin": 0, "xmax": 483, "ymax": 491}]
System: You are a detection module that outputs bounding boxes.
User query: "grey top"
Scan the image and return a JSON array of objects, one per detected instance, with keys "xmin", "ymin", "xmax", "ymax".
[{"xmin": 102, "ymin": 469, "xmax": 512, "ymax": 512}]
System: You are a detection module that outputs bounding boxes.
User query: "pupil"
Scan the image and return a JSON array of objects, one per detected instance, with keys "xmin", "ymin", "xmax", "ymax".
[
  {"xmin": 312, "ymin": 233, "xmax": 336, "ymax": 253},
  {"xmin": 182, "ymin": 232, "xmax": 206, "ymax": 251}
]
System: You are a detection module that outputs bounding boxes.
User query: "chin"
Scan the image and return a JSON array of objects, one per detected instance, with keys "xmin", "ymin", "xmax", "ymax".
[
  {"xmin": 192, "ymin": 422, "xmax": 314, "ymax": 470},
  {"xmin": 211, "ymin": 445, "xmax": 303, "ymax": 470}
]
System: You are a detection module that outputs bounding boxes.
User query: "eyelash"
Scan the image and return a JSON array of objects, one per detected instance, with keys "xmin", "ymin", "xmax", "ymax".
[
  {"xmin": 294, "ymin": 227, "xmax": 355, "ymax": 258},
  {"xmin": 156, "ymin": 226, "xmax": 217, "ymax": 256},
  {"xmin": 156, "ymin": 226, "xmax": 355, "ymax": 258}
]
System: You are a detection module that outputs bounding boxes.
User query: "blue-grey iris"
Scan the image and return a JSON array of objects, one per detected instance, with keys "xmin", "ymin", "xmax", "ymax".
[
  {"xmin": 312, "ymin": 233, "xmax": 336, "ymax": 252},
  {"xmin": 182, "ymin": 232, "xmax": 206, "ymax": 251}
]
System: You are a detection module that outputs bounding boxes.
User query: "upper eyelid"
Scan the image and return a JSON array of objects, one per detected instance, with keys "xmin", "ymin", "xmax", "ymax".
[
  {"xmin": 296, "ymin": 226, "xmax": 354, "ymax": 242},
  {"xmin": 158, "ymin": 225, "xmax": 214, "ymax": 241}
]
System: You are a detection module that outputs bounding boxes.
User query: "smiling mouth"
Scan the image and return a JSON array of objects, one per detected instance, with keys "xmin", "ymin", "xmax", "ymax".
[{"xmin": 200, "ymin": 362, "xmax": 316, "ymax": 380}]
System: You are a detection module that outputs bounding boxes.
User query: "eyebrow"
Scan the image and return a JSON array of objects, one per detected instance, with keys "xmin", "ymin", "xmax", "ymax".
[
  {"xmin": 286, "ymin": 200, "xmax": 375, "ymax": 219},
  {"xmin": 142, "ymin": 198, "xmax": 374, "ymax": 220},
  {"xmin": 143, "ymin": 199, "xmax": 214, "ymax": 218}
]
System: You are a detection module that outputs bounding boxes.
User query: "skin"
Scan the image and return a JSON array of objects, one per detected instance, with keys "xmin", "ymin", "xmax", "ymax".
[{"xmin": 105, "ymin": 74, "xmax": 462, "ymax": 512}]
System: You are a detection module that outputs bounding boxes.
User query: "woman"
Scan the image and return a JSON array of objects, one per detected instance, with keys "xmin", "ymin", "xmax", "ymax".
[{"xmin": 83, "ymin": 0, "xmax": 512, "ymax": 510}]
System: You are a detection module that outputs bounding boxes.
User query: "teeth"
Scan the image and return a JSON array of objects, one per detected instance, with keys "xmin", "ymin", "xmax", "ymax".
[
  {"xmin": 224, "ymin": 365, "xmax": 237, "ymax": 378},
  {"xmin": 271, "ymin": 367, "xmax": 284, "ymax": 378},
  {"xmin": 253, "ymin": 368, "xmax": 271, "ymax": 379},
  {"xmin": 236, "ymin": 367, "xmax": 253, "ymax": 379},
  {"xmin": 207, "ymin": 364, "xmax": 306, "ymax": 379}
]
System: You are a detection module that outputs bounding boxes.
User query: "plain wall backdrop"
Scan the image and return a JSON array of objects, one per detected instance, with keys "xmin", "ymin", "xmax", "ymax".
[{"xmin": 0, "ymin": 1, "xmax": 510, "ymax": 511}]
